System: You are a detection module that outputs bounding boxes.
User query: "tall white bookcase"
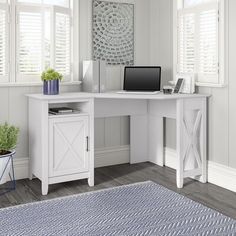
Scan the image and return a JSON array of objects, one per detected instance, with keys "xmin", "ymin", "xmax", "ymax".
[{"xmin": 27, "ymin": 94, "xmax": 94, "ymax": 195}]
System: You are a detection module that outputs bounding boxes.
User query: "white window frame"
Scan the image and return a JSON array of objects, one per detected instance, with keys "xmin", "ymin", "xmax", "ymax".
[
  {"xmin": 0, "ymin": 0, "xmax": 80, "ymax": 86},
  {"xmin": 173, "ymin": 0, "xmax": 227, "ymax": 87},
  {"xmin": 0, "ymin": 2, "xmax": 10, "ymax": 83}
]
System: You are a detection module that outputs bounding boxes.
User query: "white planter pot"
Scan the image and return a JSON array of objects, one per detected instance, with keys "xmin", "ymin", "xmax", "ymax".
[{"xmin": 0, "ymin": 151, "xmax": 15, "ymax": 185}]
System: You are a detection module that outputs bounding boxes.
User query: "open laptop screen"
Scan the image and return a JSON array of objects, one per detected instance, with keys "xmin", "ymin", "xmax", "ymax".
[{"xmin": 124, "ymin": 66, "xmax": 161, "ymax": 91}]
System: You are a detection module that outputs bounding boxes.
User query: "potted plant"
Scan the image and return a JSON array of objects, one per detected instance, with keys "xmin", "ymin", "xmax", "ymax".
[
  {"xmin": 0, "ymin": 123, "xmax": 19, "ymax": 185},
  {"xmin": 41, "ymin": 68, "xmax": 63, "ymax": 95}
]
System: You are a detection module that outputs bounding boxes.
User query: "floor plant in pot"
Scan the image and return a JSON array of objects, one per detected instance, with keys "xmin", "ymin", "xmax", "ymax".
[
  {"xmin": 41, "ymin": 68, "xmax": 63, "ymax": 95},
  {"xmin": 0, "ymin": 123, "xmax": 19, "ymax": 186}
]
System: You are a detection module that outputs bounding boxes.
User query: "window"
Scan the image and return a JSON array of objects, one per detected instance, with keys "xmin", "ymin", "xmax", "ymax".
[
  {"xmin": 0, "ymin": 1, "xmax": 9, "ymax": 83},
  {"xmin": 0, "ymin": 0, "xmax": 78, "ymax": 84},
  {"xmin": 184, "ymin": 0, "xmax": 214, "ymax": 7},
  {"xmin": 174, "ymin": 0, "xmax": 225, "ymax": 86}
]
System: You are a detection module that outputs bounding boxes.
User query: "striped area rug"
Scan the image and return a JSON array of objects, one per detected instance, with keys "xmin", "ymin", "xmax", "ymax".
[{"xmin": 0, "ymin": 181, "xmax": 236, "ymax": 235}]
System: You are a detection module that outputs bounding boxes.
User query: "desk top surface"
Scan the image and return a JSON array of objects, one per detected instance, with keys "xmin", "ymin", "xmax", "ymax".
[{"xmin": 26, "ymin": 91, "xmax": 210, "ymax": 101}]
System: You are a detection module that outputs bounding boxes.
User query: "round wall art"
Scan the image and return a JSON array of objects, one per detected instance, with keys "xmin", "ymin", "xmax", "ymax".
[{"xmin": 92, "ymin": 0, "xmax": 134, "ymax": 65}]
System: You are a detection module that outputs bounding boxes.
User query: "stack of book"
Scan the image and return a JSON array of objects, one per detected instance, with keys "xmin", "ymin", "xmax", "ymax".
[{"xmin": 49, "ymin": 107, "xmax": 79, "ymax": 115}]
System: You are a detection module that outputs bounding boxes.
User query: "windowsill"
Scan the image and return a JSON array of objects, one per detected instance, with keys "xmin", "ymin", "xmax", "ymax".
[
  {"xmin": 169, "ymin": 80, "xmax": 226, "ymax": 88},
  {"xmin": 0, "ymin": 81, "xmax": 82, "ymax": 88},
  {"xmin": 195, "ymin": 82, "xmax": 226, "ymax": 88}
]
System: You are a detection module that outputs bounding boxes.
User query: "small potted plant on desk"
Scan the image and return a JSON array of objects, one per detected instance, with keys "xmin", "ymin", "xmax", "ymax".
[
  {"xmin": 41, "ymin": 68, "xmax": 63, "ymax": 95},
  {"xmin": 0, "ymin": 123, "xmax": 19, "ymax": 193}
]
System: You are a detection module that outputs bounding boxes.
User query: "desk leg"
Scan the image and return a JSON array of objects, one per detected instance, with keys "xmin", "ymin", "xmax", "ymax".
[
  {"xmin": 42, "ymin": 181, "xmax": 49, "ymax": 195},
  {"xmin": 177, "ymin": 100, "xmax": 184, "ymax": 188},
  {"xmin": 42, "ymin": 101, "xmax": 49, "ymax": 195},
  {"xmin": 28, "ymin": 159, "xmax": 33, "ymax": 180},
  {"xmin": 130, "ymin": 115, "xmax": 148, "ymax": 164},
  {"xmin": 88, "ymin": 165, "xmax": 94, "ymax": 187},
  {"xmin": 200, "ymin": 99, "xmax": 207, "ymax": 184},
  {"xmin": 176, "ymin": 98, "xmax": 207, "ymax": 188},
  {"xmin": 88, "ymin": 177, "xmax": 94, "ymax": 187},
  {"xmin": 148, "ymin": 115, "xmax": 164, "ymax": 166}
]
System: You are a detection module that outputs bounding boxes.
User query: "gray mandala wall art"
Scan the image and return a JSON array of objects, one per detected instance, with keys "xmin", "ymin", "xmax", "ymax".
[{"xmin": 93, "ymin": 0, "xmax": 134, "ymax": 65}]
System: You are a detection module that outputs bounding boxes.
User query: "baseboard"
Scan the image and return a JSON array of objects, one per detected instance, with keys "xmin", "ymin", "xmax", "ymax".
[
  {"xmin": 13, "ymin": 146, "xmax": 130, "ymax": 180},
  {"xmin": 95, "ymin": 145, "xmax": 130, "ymax": 168},
  {"xmin": 165, "ymin": 147, "xmax": 236, "ymax": 193},
  {"xmin": 207, "ymin": 161, "xmax": 236, "ymax": 192},
  {"xmin": 14, "ymin": 157, "xmax": 29, "ymax": 180}
]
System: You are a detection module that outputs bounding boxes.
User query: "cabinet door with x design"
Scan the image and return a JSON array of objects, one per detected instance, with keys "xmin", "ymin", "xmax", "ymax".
[{"xmin": 49, "ymin": 115, "xmax": 89, "ymax": 178}]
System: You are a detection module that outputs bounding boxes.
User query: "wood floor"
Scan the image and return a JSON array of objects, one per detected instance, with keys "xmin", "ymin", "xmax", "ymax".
[{"xmin": 1, "ymin": 162, "xmax": 236, "ymax": 220}]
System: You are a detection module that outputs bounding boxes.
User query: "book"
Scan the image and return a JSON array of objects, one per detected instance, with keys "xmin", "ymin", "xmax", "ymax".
[{"xmin": 49, "ymin": 107, "xmax": 75, "ymax": 114}]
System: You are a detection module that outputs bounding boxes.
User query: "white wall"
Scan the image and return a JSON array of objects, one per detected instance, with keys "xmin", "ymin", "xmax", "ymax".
[
  {"xmin": 150, "ymin": 0, "xmax": 172, "ymax": 87},
  {"xmin": 149, "ymin": 0, "xmax": 236, "ymax": 169},
  {"xmin": 79, "ymin": 0, "xmax": 150, "ymax": 151},
  {"xmin": 149, "ymin": 0, "xmax": 176, "ymax": 150},
  {"xmin": 0, "ymin": 0, "xmax": 150, "ymax": 165}
]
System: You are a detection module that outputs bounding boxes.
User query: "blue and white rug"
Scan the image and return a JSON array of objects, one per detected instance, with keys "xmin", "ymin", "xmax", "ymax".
[{"xmin": 0, "ymin": 181, "xmax": 236, "ymax": 235}]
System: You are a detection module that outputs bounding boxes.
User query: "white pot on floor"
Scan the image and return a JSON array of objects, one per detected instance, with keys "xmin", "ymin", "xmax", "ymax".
[{"xmin": 0, "ymin": 151, "xmax": 14, "ymax": 185}]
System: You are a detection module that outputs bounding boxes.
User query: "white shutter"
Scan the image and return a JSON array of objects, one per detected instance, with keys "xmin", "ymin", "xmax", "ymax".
[
  {"xmin": 15, "ymin": 2, "xmax": 72, "ymax": 83},
  {"xmin": 0, "ymin": 3, "xmax": 9, "ymax": 82},
  {"xmin": 44, "ymin": 10, "xmax": 51, "ymax": 70},
  {"xmin": 198, "ymin": 3, "xmax": 219, "ymax": 83},
  {"xmin": 177, "ymin": 2, "xmax": 219, "ymax": 84},
  {"xmin": 177, "ymin": 10, "xmax": 195, "ymax": 74},
  {"xmin": 54, "ymin": 6, "xmax": 71, "ymax": 79},
  {"xmin": 16, "ymin": 6, "xmax": 42, "ymax": 81}
]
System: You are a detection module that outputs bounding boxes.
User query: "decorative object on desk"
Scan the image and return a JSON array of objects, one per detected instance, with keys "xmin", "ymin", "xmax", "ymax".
[
  {"xmin": 92, "ymin": 0, "xmax": 134, "ymax": 65},
  {"xmin": 173, "ymin": 78, "xmax": 184, "ymax": 94},
  {"xmin": 163, "ymin": 86, "xmax": 173, "ymax": 94},
  {"xmin": 50, "ymin": 107, "xmax": 73, "ymax": 114},
  {"xmin": 176, "ymin": 73, "xmax": 195, "ymax": 94},
  {"xmin": 83, "ymin": 60, "xmax": 106, "ymax": 93},
  {"xmin": 0, "ymin": 123, "xmax": 19, "ymax": 194},
  {"xmin": 41, "ymin": 68, "xmax": 63, "ymax": 95}
]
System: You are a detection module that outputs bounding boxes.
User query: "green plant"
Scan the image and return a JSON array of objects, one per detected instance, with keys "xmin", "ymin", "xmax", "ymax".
[
  {"xmin": 41, "ymin": 68, "xmax": 63, "ymax": 81},
  {"xmin": 0, "ymin": 123, "xmax": 19, "ymax": 155}
]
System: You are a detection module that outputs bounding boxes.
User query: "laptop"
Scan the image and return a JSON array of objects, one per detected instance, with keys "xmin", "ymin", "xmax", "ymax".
[{"xmin": 117, "ymin": 66, "xmax": 161, "ymax": 95}]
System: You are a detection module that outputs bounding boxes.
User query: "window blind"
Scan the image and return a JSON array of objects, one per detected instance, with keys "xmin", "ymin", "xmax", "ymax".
[
  {"xmin": 177, "ymin": 12, "xmax": 195, "ymax": 73},
  {"xmin": 177, "ymin": 2, "xmax": 219, "ymax": 84},
  {"xmin": 16, "ymin": 2, "xmax": 72, "ymax": 82},
  {"xmin": 54, "ymin": 8, "xmax": 71, "ymax": 77},
  {"xmin": 198, "ymin": 6, "xmax": 218, "ymax": 83},
  {"xmin": 17, "ymin": 8, "xmax": 42, "ymax": 77}
]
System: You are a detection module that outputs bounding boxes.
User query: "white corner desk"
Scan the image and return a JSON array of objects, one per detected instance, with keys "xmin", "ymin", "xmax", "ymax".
[{"xmin": 27, "ymin": 92, "xmax": 209, "ymax": 195}]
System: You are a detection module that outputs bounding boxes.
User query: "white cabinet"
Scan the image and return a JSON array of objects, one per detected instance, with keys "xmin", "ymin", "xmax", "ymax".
[
  {"xmin": 49, "ymin": 115, "xmax": 89, "ymax": 178},
  {"xmin": 27, "ymin": 95, "xmax": 94, "ymax": 195}
]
